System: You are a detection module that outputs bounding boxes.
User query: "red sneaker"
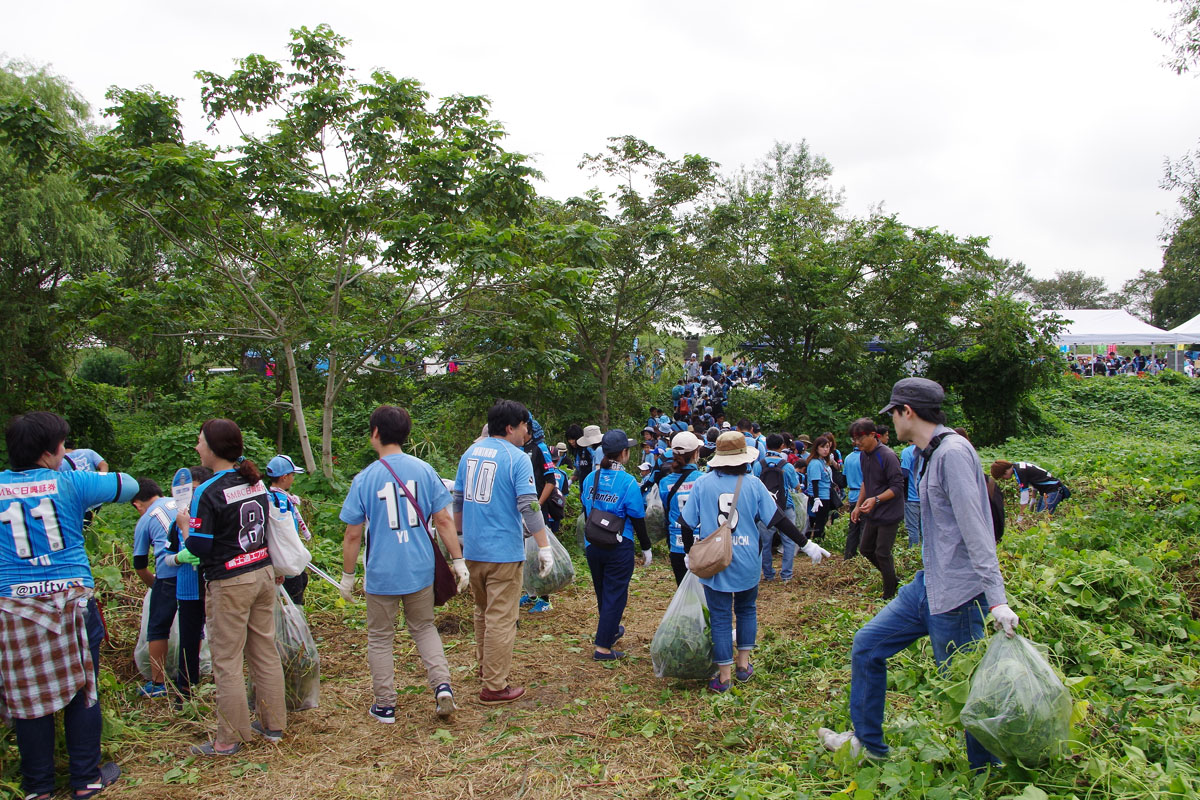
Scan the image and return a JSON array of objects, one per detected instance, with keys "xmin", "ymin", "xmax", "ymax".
[{"xmin": 479, "ymin": 685, "xmax": 526, "ymax": 705}]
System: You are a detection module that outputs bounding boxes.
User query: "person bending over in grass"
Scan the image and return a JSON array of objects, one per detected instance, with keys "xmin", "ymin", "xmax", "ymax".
[
  {"xmin": 0, "ymin": 411, "xmax": 137, "ymax": 799},
  {"xmin": 819, "ymin": 378, "xmax": 1018, "ymax": 770},
  {"xmin": 989, "ymin": 459, "xmax": 1070, "ymax": 522},
  {"xmin": 339, "ymin": 405, "xmax": 469, "ymax": 723}
]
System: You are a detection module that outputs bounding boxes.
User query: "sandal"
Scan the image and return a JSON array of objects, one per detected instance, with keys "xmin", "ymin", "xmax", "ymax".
[
  {"xmin": 73, "ymin": 761, "xmax": 121, "ymax": 798},
  {"xmin": 189, "ymin": 741, "xmax": 242, "ymax": 756}
]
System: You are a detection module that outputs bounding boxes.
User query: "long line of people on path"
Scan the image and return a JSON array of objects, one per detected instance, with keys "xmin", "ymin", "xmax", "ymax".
[{"xmin": 0, "ymin": 375, "xmax": 1076, "ymax": 796}]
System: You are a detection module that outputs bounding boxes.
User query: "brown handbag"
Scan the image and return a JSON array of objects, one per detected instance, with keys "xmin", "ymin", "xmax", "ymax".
[
  {"xmin": 689, "ymin": 474, "xmax": 744, "ymax": 579},
  {"xmin": 378, "ymin": 458, "xmax": 459, "ymax": 606}
]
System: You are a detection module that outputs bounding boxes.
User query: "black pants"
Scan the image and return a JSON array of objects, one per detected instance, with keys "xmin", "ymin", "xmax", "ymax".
[
  {"xmin": 282, "ymin": 571, "xmax": 309, "ymax": 606},
  {"xmin": 669, "ymin": 551, "xmax": 687, "ymax": 586},
  {"xmin": 808, "ymin": 500, "xmax": 833, "ymax": 541},
  {"xmin": 844, "ymin": 516, "xmax": 864, "ymax": 560},
  {"xmin": 176, "ymin": 591, "xmax": 206, "ymax": 694},
  {"xmin": 859, "ymin": 520, "xmax": 899, "ymax": 599}
]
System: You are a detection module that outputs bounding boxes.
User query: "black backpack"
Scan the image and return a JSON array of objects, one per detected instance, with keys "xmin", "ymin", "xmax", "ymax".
[{"xmin": 760, "ymin": 460, "xmax": 788, "ymax": 512}]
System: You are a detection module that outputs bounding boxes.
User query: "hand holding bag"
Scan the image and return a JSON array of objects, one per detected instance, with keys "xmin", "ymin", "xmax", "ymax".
[{"xmin": 688, "ymin": 474, "xmax": 744, "ymax": 578}]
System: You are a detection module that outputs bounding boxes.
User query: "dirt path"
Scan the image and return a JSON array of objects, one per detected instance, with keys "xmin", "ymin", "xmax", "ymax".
[{"xmin": 96, "ymin": 555, "xmax": 875, "ymax": 800}]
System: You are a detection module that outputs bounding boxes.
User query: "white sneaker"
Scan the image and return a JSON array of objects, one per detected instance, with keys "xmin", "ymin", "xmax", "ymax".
[{"xmin": 818, "ymin": 727, "xmax": 884, "ymax": 761}]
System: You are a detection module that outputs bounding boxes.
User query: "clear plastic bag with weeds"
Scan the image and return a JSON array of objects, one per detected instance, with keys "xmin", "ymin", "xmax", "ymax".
[
  {"xmin": 650, "ymin": 571, "xmax": 715, "ymax": 679},
  {"xmin": 522, "ymin": 530, "xmax": 575, "ymax": 596},
  {"xmin": 960, "ymin": 632, "xmax": 1072, "ymax": 765},
  {"xmin": 248, "ymin": 586, "xmax": 320, "ymax": 711},
  {"xmin": 134, "ymin": 587, "xmax": 210, "ymax": 681}
]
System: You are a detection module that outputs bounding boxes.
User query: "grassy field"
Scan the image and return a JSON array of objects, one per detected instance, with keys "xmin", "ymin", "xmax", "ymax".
[{"xmin": 2, "ymin": 376, "xmax": 1199, "ymax": 799}]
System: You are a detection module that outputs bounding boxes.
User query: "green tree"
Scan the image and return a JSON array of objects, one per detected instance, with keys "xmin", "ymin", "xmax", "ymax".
[
  {"xmin": 695, "ymin": 141, "xmax": 991, "ymax": 430},
  {"xmin": 564, "ymin": 136, "xmax": 719, "ymax": 425},
  {"xmin": 1151, "ymin": 213, "xmax": 1200, "ymax": 328},
  {"xmin": 1027, "ymin": 269, "xmax": 1117, "ymax": 310},
  {"xmin": 0, "ymin": 61, "xmax": 125, "ymax": 419},
  {"xmin": 1121, "ymin": 267, "xmax": 1166, "ymax": 324},
  {"xmin": 927, "ymin": 297, "xmax": 1062, "ymax": 445},
  {"xmin": 83, "ymin": 26, "xmax": 583, "ymax": 478}
]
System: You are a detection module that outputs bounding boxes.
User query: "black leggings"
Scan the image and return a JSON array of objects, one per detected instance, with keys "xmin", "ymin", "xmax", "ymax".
[
  {"xmin": 669, "ymin": 551, "xmax": 687, "ymax": 586},
  {"xmin": 176, "ymin": 594, "xmax": 206, "ymax": 693},
  {"xmin": 808, "ymin": 501, "xmax": 833, "ymax": 541}
]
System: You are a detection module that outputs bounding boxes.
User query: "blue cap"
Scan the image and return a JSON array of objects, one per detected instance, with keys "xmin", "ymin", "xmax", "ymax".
[
  {"xmin": 266, "ymin": 454, "xmax": 305, "ymax": 478},
  {"xmin": 601, "ymin": 429, "xmax": 636, "ymax": 455}
]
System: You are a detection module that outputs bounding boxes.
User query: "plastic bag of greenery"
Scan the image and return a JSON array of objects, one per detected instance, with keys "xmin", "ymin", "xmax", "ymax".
[
  {"xmin": 248, "ymin": 587, "xmax": 320, "ymax": 711},
  {"xmin": 574, "ymin": 513, "xmax": 586, "ymax": 551},
  {"xmin": 960, "ymin": 632, "xmax": 1072, "ymax": 765},
  {"xmin": 644, "ymin": 489, "xmax": 666, "ymax": 543},
  {"xmin": 650, "ymin": 572, "xmax": 715, "ymax": 679},
  {"xmin": 134, "ymin": 588, "xmax": 211, "ymax": 680},
  {"xmin": 523, "ymin": 530, "xmax": 575, "ymax": 595}
]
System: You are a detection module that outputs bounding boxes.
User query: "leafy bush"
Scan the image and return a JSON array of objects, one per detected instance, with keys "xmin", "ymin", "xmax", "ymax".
[
  {"xmin": 75, "ymin": 348, "xmax": 132, "ymax": 386},
  {"xmin": 131, "ymin": 424, "xmax": 272, "ymax": 483}
]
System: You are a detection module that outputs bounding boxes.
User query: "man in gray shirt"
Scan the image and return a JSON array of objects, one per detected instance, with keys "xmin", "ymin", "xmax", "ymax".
[{"xmin": 819, "ymin": 378, "xmax": 1019, "ymax": 770}]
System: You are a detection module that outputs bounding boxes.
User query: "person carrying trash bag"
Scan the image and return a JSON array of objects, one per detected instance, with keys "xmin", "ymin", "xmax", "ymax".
[
  {"xmin": 818, "ymin": 378, "xmax": 1020, "ymax": 770},
  {"xmin": 579, "ymin": 429, "xmax": 654, "ymax": 661},
  {"xmin": 681, "ymin": 432, "xmax": 831, "ymax": 693}
]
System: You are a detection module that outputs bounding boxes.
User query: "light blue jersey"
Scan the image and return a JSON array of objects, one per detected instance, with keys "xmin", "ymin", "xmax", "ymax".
[
  {"xmin": 900, "ymin": 445, "xmax": 920, "ymax": 502},
  {"xmin": 58, "ymin": 448, "xmax": 104, "ymax": 473},
  {"xmin": 0, "ymin": 468, "xmax": 136, "ymax": 597},
  {"xmin": 806, "ymin": 459, "xmax": 831, "ymax": 500},
  {"xmin": 133, "ymin": 496, "xmax": 179, "ymax": 579},
  {"xmin": 681, "ymin": 471, "xmax": 778, "ymax": 593},
  {"xmin": 341, "ymin": 453, "xmax": 452, "ymax": 595},
  {"xmin": 580, "ymin": 466, "xmax": 645, "ymax": 548},
  {"xmin": 844, "ymin": 449, "xmax": 863, "ymax": 504},
  {"xmin": 659, "ymin": 465, "xmax": 700, "ymax": 554},
  {"xmin": 454, "ymin": 437, "xmax": 536, "ymax": 563}
]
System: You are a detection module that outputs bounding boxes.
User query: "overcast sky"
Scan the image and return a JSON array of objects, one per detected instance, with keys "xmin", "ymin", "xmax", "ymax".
[{"xmin": 7, "ymin": 1, "xmax": 1200, "ymax": 288}]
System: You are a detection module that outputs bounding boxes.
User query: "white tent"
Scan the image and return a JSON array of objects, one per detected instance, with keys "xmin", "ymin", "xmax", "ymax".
[
  {"xmin": 1169, "ymin": 311, "xmax": 1200, "ymax": 341},
  {"xmin": 1047, "ymin": 309, "xmax": 1187, "ymax": 346}
]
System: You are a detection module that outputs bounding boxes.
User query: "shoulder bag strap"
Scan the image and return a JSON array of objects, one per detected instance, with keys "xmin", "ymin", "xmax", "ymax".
[{"xmin": 377, "ymin": 457, "xmax": 437, "ymax": 548}]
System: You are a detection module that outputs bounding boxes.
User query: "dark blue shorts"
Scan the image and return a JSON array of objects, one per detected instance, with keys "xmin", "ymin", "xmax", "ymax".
[{"xmin": 147, "ymin": 577, "xmax": 179, "ymax": 641}]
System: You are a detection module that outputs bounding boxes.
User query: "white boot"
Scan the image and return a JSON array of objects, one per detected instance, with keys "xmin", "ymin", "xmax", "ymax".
[{"xmin": 818, "ymin": 727, "xmax": 884, "ymax": 761}]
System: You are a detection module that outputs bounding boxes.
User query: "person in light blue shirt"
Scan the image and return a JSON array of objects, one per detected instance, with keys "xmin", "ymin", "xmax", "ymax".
[
  {"xmin": 58, "ymin": 447, "xmax": 108, "ymax": 474},
  {"xmin": 0, "ymin": 412, "xmax": 136, "ymax": 800},
  {"xmin": 130, "ymin": 479, "xmax": 180, "ymax": 697},
  {"xmin": 805, "ymin": 436, "xmax": 834, "ymax": 542},
  {"xmin": 753, "ymin": 434, "xmax": 801, "ymax": 581},
  {"xmin": 340, "ymin": 405, "xmax": 469, "ymax": 722},
  {"xmin": 658, "ymin": 431, "xmax": 703, "ymax": 585},
  {"xmin": 737, "ymin": 419, "xmax": 767, "ymax": 464},
  {"xmin": 899, "ymin": 444, "xmax": 922, "ymax": 548},
  {"xmin": 580, "ymin": 430, "xmax": 652, "ymax": 660},
  {"xmin": 452, "ymin": 400, "xmax": 553, "ymax": 706},
  {"xmin": 842, "ymin": 444, "xmax": 864, "ymax": 560},
  {"xmin": 682, "ymin": 432, "xmax": 828, "ymax": 693}
]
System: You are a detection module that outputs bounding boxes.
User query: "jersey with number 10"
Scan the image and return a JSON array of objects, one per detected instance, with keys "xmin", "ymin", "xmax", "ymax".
[
  {"xmin": 339, "ymin": 453, "xmax": 452, "ymax": 596},
  {"xmin": 0, "ymin": 468, "xmax": 135, "ymax": 597},
  {"xmin": 455, "ymin": 436, "xmax": 535, "ymax": 563}
]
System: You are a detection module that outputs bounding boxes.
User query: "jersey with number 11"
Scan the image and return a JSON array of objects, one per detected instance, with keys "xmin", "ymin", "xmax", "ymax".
[{"xmin": 0, "ymin": 468, "xmax": 135, "ymax": 597}]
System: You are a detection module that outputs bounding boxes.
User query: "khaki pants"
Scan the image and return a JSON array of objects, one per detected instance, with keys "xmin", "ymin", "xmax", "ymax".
[
  {"xmin": 206, "ymin": 566, "xmax": 286, "ymax": 743},
  {"xmin": 466, "ymin": 560, "xmax": 522, "ymax": 692},
  {"xmin": 365, "ymin": 586, "xmax": 451, "ymax": 706}
]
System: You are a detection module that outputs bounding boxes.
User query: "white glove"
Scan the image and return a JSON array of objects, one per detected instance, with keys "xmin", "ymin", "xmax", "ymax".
[
  {"xmin": 642, "ymin": 549, "xmax": 653, "ymax": 567},
  {"xmin": 991, "ymin": 604, "xmax": 1019, "ymax": 637},
  {"xmin": 801, "ymin": 540, "xmax": 831, "ymax": 564},
  {"xmin": 339, "ymin": 571, "xmax": 356, "ymax": 602},
  {"xmin": 537, "ymin": 546, "xmax": 554, "ymax": 578},
  {"xmin": 451, "ymin": 557, "xmax": 470, "ymax": 592},
  {"xmin": 684, "ymin": 553, "xmax": 691, "ymax": 571}
]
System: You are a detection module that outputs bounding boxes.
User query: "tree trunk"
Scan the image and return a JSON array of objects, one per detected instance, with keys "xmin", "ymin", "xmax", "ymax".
[
  {"xmin": 281, "ymin": 343, "xmax": 317, "ymax": 474},
  {"xmin": 320, "ymin": 352, "xmax": 338, "ymax": 481}
]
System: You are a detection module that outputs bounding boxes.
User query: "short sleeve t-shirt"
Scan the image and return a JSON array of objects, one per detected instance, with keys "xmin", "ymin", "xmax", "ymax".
[
  {"xmin": 454, "ymin": 437, "xmax": 536, "ymax": 563},
  {"xmin": 659, "ymin": 465, "xmax": 700, "ymax": 554},
  {"xmin": 680, "ymin": 471, "xmax": 778, "ymax": 593},
  {"xmin": 58, "ymin": 449, "xmax": 104, "ymax": 473},
  {"xmin": 188, "ymin": 470, "xmax": 272, "ymax": 582},
  {"xmin": 133, "ymin": 496, "xmax": 180, "ymax": 579},
  {"xmin": 0, "ymin": 468, "xmax": 135, "ymax": 597},
  {"xmin": 843, "ymin": 449, "xmax": 863, "ymax": 503},
  {"xmin": 580, "ymin": 467, "xmax": 646, "ymax": 548},
  {"xmin": 340, "ymin": 453, "xmax": 453, "ymax": 595},
  {"xmin": 806, "ymin": 459, "xmax": 830, "ymax": 500},
  {"xmin": 900, "ymin": 445, "xmax": 921, "ymax": 502}
]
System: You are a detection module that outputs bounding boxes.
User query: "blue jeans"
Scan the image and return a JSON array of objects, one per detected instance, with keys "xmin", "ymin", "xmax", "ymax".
[
  {"xmin": 904, "ymin": 501, "xmax": 922, "ymax": 548},
  {"xmin": 848, "ymin": 571, "xmax": 999, "ymax": 770},
  {"xmin": 703, "ymin": 584, "xmax": 759, "ymax": 666},
  {"xmin": 13, "ymin": 597, "xmax": 106, "ymax": 796},
  {"xmin": 585, "ymin": 544, "xmax": 634, "ymax": 649},
  {"xmin": 1036, "ymin": 485, "xmax": 1069, "ymax": 513},
  {"xmin": 759, "ymin": 506, "xmax": 797, "ymax": 580}
]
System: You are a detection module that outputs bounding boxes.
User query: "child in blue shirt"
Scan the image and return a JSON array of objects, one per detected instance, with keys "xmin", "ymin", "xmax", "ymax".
[{"xmin": 131, "ymin": 478, "xmax": 181, "ymax": 697}]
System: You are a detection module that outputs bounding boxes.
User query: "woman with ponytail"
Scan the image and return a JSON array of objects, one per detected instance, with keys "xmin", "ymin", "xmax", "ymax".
[
  {"xmin": 659, "ymin": 431, "xmax": 703, "ymax": 585},
  {"xmin": 174, "ymin": 419, "xmax": 286, "ymax": 756}
]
